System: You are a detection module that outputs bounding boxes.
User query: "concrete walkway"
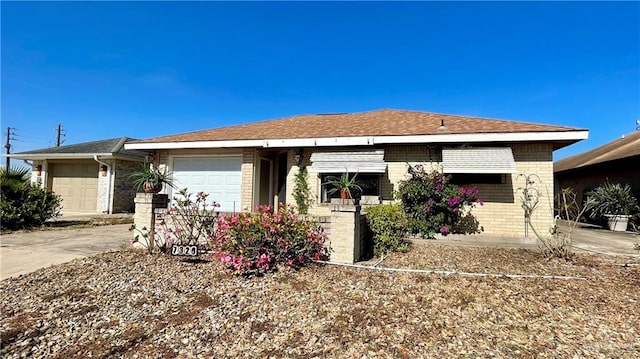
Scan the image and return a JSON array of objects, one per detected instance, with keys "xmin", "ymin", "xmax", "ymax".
[{"xmin": 0, "ymin": 224, "xmax": 131, "ymax": 281}]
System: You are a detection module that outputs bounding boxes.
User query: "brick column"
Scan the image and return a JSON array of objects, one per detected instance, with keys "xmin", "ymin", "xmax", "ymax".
[
  {"xmin": 328, "ymin": 204, "xmax": 363, "ymax": 264},
  {"xmin": 133, "ymin": 193, "xmax": 168, "ymax": 248}
]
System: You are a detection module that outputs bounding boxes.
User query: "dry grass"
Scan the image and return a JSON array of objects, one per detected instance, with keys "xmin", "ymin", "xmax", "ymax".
[{"xmin": 1, "ymin": 243, "xmax": 638, "ymax": 358}]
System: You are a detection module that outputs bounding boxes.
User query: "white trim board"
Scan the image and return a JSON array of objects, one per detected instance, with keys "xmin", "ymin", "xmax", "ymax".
[{"xmin": 124, "ymin": 131, "xmax": 589, "ymax": 150}]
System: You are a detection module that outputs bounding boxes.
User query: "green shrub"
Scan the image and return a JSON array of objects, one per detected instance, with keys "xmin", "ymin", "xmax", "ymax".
[
  {"xmin": 365, "ymin": 203, "xmax": 409, "ymax": 257},
  {"xmin": 293, "ymin": 167, "xmax": 312, "ymax": 215},
  {"xmin": 587, "ymin": 182, "xmax": 639, "ymax": 219},
  {"xmin": 1, "ymin": 184, "xmax": 61, "ymax": 230},
  {"xmin": 396, "ymin": 164, "xmax": 482, "ymax": 238},
  {"xmin": 213, "ymin": 204, "xmax": 331, "ymax": 276}
]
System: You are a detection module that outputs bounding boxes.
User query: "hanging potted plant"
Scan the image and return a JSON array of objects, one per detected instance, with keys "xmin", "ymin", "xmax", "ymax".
[
  {"xmin": 324, "ymin": 172, "xmax": 362, "ymax": 200},
  {"xmin": 129, "ymin": 164, "xmax": 177, "ymax": 194},
  {"xmin": 587, "ymin": 182, "xmax": 639, "ymax": 231}
]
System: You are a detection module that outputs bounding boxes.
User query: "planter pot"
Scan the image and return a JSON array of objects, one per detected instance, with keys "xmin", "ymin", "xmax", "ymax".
[
  {"xmin": 340, "ymin": 188, "xmax": 351, "ymax": 199},
  {"xmin": 605, "ymin": 214, "xmax": 631, "ymax": 232},
  {"xmin": 143, "ymin": 182, "xmax": 163, "ymax": 194}
]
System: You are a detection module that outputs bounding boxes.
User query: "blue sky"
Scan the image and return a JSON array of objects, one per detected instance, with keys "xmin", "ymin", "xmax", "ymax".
[{"xmin": 2, "ymin": 1, "xmax": 638, "ymax": 162}]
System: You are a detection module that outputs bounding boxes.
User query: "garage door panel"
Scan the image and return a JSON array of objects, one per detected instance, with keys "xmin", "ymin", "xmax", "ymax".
[
  {"xmin": 51, "ymin": 162, "xmax": 98, "ymax": 213},
  {"xmin": 173, "ymin": 157, "xmax": 242, "ymax": 212},
  {"xmin": 208, "ymin": 175, "xmax": 222, "ymax": 185}
]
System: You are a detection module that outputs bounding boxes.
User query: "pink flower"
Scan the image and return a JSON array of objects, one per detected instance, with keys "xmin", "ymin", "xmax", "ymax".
[
  {"xmin": 440, "ymin": 226, "xmax": 449, "ymax": 235},
  {"xmin": 256, "ymin": 253, "xmax": 270, "ymax": 269}
]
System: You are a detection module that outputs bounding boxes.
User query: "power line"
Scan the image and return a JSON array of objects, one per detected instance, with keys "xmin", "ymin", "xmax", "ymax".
[
  {"xmin": 4, "ymin": 127, "xmax": 18, "ymax": 169},
  {"xmin": 56, "ymin": 124, "xmax": 66, "ymax": 147}
]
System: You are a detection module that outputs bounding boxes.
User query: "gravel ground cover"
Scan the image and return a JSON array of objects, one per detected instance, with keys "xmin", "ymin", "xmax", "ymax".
[{"xmin": 1, "ymin": 243, "xmax": 638, "ymax": 358}]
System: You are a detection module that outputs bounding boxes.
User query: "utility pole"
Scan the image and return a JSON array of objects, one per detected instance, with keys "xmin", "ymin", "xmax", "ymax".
[
  {"xmin": 4, "ymin": 127, "xmax": 16, "ymax": 169},
  {"xmin": 56, "ymin": 124, "xmax": 64, "ymax": 147}
]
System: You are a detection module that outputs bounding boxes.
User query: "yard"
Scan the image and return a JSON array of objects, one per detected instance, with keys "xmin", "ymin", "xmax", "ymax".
[{"xmin": 1, "ymin": 243, "xmax": 638, "ymax": 358}]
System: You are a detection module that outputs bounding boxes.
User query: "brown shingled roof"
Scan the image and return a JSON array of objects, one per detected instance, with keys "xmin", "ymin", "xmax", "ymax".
[
  {"xmin": 554, "ymin": 131, "xmax": 640, "ymax": 173},
  {"xmin": 134, "ymin": 109, "xmax": 583, "ymax": 144}
]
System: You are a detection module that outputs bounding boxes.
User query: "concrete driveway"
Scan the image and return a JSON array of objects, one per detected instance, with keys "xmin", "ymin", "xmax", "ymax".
[
  {"xmin": 0, "ymin": 224, "xmax": 131, "ymax": 281},
  {"xmin": 436, "ymin": 222, "xmax": 639, "ymax": 256},
  {"xmin": 570, "ymin": 223, "xmax": 639, "ymax": 256}
]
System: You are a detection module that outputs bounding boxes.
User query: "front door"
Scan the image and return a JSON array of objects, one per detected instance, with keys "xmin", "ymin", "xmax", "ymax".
[{"xmin": 257, "ymin": 158, "xmax": 273, "ymax": 207}]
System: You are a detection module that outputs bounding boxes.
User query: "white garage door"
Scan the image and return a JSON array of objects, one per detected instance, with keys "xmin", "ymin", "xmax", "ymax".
[{"xmin": 172, "ymin": 157, "xmax": 242, "ymax": 212}]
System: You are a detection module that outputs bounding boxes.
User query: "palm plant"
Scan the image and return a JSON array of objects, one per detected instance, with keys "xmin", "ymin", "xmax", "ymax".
[{"xmin": 0, "ymin": 167, "xmax": 30, "ymax": 190}]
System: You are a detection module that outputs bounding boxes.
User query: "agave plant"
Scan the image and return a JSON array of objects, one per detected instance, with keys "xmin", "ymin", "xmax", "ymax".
[
  {"xmin": 323, "ymin": 172, "xmax": 362, "ymax": 199},
  {"xmin": 587, "ymin": 182, "xmax": 639, "ymax": 219},
  {"xmin": 129, "ymin": 164, "xmax": 177, "ymax": 193}
]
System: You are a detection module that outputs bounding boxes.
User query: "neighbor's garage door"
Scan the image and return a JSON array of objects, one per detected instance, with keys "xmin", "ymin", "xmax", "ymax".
[
  {"xmin": 50, "ymin": 162, "xmax": 98, "ymax": 213},
  {"xmin": 172, "ymin": 157, "xmax": 242, "ymax": 212}
]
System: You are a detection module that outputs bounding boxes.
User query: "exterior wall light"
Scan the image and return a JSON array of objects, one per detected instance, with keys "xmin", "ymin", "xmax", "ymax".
[
  {"xmin": 35, "ymin": 164, "xmax": 42, "ymax": 176},
  {"xmin": 100, "ymin": 164, "xmax": 108, "ymax": 177}
]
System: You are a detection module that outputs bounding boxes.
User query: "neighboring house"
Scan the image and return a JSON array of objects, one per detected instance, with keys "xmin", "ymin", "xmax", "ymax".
[
  {"xmin": 554, "ymin": 131, "xmax": 640, "ymax": 207},
  {"xmin": 10, "ymin": 137, "xmax": 146, "ymax": 214},
  {"xmin": 125, "ymin": 109, "xmax": 588, "ymax": 237}
]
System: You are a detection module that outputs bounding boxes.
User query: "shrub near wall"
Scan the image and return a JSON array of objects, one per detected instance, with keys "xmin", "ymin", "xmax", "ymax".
[
  {"xmin": 0, "ymin": 184, "xmax": 61, "ymax": 230},
  {"xmin": 365, "ymin": 203, "xmax": 409, "ymax": 257},
  {"xmin": 397, "ymin": 164, "xmax": 482, "ymax": 239},
  {"xmin": 213, "ymin": 204, "xmax": 330, "ymax": 276}
]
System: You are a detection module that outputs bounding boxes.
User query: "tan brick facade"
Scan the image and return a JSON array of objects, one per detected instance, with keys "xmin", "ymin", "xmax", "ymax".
[
  {"xmin": 288, "ymin": 143, "xmax": 554, "ymax": 238},
  {"xmin": 153, "ymin": 142, "xmax": 555, "ymax": 238},
  {"xmin": 112, "ymin": 159, "xmax": 140, "ymax": 213}
]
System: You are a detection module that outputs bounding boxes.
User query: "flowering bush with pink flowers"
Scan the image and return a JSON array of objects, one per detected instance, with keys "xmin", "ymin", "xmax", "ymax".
[
  {"xmin": 213, "ymin": 204, "xmax": 330, "ymax": 276},
  {"xmin": 397, "ymin": 165, "xmax": 482, "ymax": 239}
]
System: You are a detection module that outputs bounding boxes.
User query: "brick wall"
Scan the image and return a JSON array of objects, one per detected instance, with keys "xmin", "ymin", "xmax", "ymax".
[
  {"xmin": 112, "ymin": 159, "xmax": 141, "ymax": 213},
  {"xmin": 241, "ymin": 149, "xmax": 255, "ymax": 211},
  {"xmin": 297, "ymin": 143, "xmax": 554, "ymax": 238},
  {"xmin": 327, "ymin": 204, "xmax": 365, "ymax": 263},
  {"xmin": 96, "ymin": 160, "xmax": 112, "ymax": 213},
  {"xmin": 470, "ymin": 143, "xmax": 554, "ymax": 237}
]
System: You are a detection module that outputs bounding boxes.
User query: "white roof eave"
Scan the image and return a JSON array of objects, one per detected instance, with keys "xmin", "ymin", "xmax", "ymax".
[
  {"xmin": 123, "ymin": 130, "xmax": 589, "ymax": 150},
  {"xmin": 7, "ymin": 153, "xmax": 145, "ymax": 161}
]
